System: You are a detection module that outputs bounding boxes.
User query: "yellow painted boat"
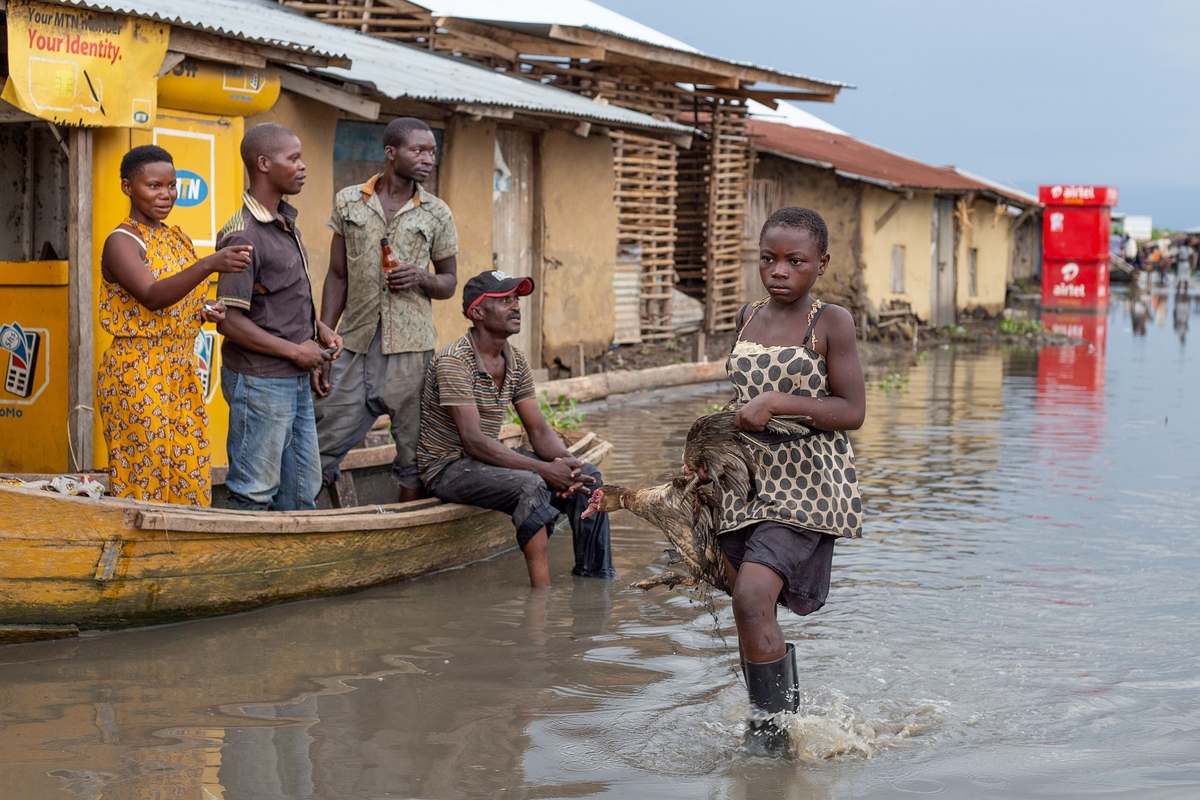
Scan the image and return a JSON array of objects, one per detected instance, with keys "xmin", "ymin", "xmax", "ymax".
[{"xmin": 0, "ymin": 427, "xmax": 610, "ymax": 641}]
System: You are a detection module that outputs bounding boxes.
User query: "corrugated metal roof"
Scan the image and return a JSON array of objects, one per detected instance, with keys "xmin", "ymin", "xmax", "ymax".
[
  {"xmin": 420, "ymin": 0, "xmax": 697, "ymax": 52},
  {"xmin": 52, "ymin": 0, "xmax": 346, "ymax": 60},
  {"xmin": 413, "ymin": 0, "xmax": 851, "ymax": 90},
  {"xmin": 311, "ymin": 26, "xmax": 697, "ymax": 134},
  {"xmin": 46, "ymin": 0, "xmax": 694, "ymax": 134},
  {"xmin": 748, "ymin": 120, "xmax": 1038, "ymax": 207},
  {"xmin": 746, "ymin": 99, "xmax": 847, "ymax": 135}
]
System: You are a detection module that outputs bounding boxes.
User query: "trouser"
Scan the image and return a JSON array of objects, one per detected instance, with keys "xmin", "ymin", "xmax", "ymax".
[
  {"xmin": 314, "ymin": 327, "xmax": 431, "ymax": 489},
  {"xmin": 221, "ymin": 368, "xmax": 321, "ymax": 511},
  {"xmin": 424, "ymin": 449, "xmax": 616, "ymax": 579}
]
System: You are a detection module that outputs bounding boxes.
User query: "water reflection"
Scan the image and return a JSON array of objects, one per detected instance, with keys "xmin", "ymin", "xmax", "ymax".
[
  {"xmin": 1036, "ymin": 311, "xmax": 1107, "ymax": 485},
  {"xmin": 2, "ymin": 295, "xmax": 1199, "ymax": 798}
]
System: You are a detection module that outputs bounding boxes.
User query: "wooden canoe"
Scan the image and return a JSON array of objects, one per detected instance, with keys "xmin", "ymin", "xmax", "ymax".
[{"xmin": 0, "ymin": 427, "xmax": 610, "ymax": 640}]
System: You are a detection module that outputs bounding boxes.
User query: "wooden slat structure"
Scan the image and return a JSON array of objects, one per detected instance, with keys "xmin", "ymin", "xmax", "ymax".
[
  {"xmin": 280, "ymin": 0, "xmax": 436, "ymax": 43},
  {"xmin": 676, "ymin": 97, "xmax": 753, "ymax": 332},
  {"xmin": 612, "ymin": 129, "xmax": 678, "ymax": 339}
]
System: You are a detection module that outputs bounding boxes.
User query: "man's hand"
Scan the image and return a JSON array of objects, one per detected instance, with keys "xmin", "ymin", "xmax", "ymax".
[
  {"xmin": 199, "ymin": 245, "xmax": 253, "ymax": 274},
  {"xmin": 384, "ymin": 262, "xmax": 425, "ymax": 293},
  {"xmin": 539, "ymin": 457, "xmax": 595, "ymax": 493},
  {"xmin": 733, "ymin": 392, "xmax": 778, "ymax": 432},
  {"xmin": 311, "ymin": 362, "xmax": 331, "ymax": 397},
  {"xmin": 316, "ymin": 321, "xmax": 343, "ymax": 359},
  {"xmin": 291, "ymin": 339, "xmax": 331, "ymax": 371}
]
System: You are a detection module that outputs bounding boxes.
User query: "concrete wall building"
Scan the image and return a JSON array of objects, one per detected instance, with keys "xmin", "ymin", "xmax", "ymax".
[{"xmin": 746, "ymin": 117, "xmax": 1041, "ymax": 327}]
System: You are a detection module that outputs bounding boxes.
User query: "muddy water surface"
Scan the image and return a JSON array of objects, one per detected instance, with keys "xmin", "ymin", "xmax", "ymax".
[{"xmin": 3, "ymin": 294, "xmax": 1199, "ymax": 799}]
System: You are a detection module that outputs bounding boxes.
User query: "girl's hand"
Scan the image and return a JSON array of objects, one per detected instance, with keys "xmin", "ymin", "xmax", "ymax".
[
  {"xmin": 200, "ymin": 299, "xmax": 226, "ymax": 323},
  {"xmin": 734, "ymin": 393, "xmax": 778, "ymax": 432}
]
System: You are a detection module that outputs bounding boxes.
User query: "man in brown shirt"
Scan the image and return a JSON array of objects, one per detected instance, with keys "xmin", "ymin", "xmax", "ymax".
[
  {"xmin": 315, "ymin": 117, "xmax": 458, "ymax": 502},
  {"xmin": 216, "ymin": 123, "xmax": 341, "ymax": 511}
]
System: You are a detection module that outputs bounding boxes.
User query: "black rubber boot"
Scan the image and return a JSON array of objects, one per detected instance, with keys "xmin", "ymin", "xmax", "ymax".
[{"xmin": 743, "ymin": 643, "xmax": 799, "ymax": 757}]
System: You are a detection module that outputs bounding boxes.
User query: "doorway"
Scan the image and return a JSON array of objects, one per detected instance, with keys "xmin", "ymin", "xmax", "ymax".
[
  {"xmin": 492, "ymin": 129, "xmax": 541, "ymax": 365},
  {"xmin": 931, "ymin": 196, "xmax": 957, "ymax": 327},
  {"xmin": 743, "ymin": 178, "xmax": 781, "ymax": 304}
]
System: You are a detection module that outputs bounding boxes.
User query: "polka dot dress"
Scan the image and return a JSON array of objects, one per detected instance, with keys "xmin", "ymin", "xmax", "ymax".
[{"xmin": 720, "ymin": 301, "xmax": 863, "ymax": 540}]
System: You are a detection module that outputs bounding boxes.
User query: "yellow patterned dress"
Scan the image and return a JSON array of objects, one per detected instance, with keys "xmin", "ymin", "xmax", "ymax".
[{"xmin": 97, "ymin": 219, "xmax": 211, "ymax": 506}]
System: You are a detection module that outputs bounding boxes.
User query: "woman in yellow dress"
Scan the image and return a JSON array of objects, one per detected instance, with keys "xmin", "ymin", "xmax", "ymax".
[{"xmin": 97, "ymin": 145, "xmax": 253, "ymax": 505}]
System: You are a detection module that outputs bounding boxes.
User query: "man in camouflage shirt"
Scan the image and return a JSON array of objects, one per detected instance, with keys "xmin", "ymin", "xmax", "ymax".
[{"xmin": 315, "ymin": 118, "xmax": 458, "ymax": 502}]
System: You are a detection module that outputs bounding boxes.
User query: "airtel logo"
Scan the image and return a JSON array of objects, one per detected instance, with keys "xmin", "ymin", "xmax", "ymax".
[
  {"xmin": 1050, "ymin": 185, "xmax": 1063, "ymax": 199},
  {"xmin": 1061, "ymin": 262, "xmax": 1080, "ymax": 282}
]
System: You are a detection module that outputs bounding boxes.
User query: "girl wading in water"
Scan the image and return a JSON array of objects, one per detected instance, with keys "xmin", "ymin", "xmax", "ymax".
[{"xmin": 722, "ymin": 206, "xmax": 865, "ymax": 755}]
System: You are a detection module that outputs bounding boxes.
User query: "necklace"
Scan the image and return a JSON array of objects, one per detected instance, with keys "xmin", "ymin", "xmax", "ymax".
[{"xmin": 807, "ymin": 299, "xmax": 823, "ymax": 348}]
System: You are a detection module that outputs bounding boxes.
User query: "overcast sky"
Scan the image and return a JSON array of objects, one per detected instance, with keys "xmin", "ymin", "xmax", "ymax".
[{"xmin": 597, "ymin": 0, "xmax": 1200, "ymax": 228}]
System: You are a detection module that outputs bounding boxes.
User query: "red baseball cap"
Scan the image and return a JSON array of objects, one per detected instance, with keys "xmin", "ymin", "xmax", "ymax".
[{"xmin": 462, "ymin": 270, "xmax": 535, "ymax": 318}]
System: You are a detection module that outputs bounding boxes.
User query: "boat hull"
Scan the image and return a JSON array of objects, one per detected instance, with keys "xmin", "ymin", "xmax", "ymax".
[
  {"xmin": 0, "ymin": 427, "xmax": 611, "ymax": 633},
  {"xmin": 0, "ymin": 486, "xmax": 514, "ymax": 629}
]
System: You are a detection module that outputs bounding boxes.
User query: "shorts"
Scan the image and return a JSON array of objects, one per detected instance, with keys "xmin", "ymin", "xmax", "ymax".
[{"xmin": 719, "ymin": 521, "xmax": 836, "ymax": 616}]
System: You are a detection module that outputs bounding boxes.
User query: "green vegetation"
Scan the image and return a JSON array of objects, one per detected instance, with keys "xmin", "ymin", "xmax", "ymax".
[
  {"xmin": 505, "ymin": 394, "xmax": 585, "ymax": 430},
  {"xmin": 939, "ymin": 323, "xmax": 975, "ymax": 341},
  {"xmin": 877, "ymin": 373, "xmax": 910, "ymax": 393},
  {"xmin": 703, "ymin": 402, "xmax": 726, "ymax": 413},
  {"xmin": 997, "ymin": 318, "xmax": 1047, "ymax": 336}
]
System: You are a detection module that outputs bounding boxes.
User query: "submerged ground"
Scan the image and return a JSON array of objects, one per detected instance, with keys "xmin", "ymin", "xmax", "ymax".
[{"xmin": 2, "ymin": 289, "xmax": 1198, "ymax": 799}]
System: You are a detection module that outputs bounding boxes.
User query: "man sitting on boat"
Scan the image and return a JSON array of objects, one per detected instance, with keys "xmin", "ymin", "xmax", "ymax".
[{"xmin": 417, "ymin": 271, "xmax": 616, "ymax": 587}]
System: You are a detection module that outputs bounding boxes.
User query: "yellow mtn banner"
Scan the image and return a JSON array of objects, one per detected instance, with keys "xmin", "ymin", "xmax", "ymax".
[{"xmin": 2, "ymin": 0, "xmax": 168, "ymax": 128}]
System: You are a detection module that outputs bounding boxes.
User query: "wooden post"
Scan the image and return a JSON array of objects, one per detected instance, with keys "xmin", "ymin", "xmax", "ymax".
[
  {"xmin": 570, "ymin": 343, "xmax": 586, "ymax": 377},
  {"xmin": 67, "ymin": 127, "xmax": 94, "ymax": 473},
  {"xmin": 692, "ymin": 331, "xmax": 707, "ymax": 363}
]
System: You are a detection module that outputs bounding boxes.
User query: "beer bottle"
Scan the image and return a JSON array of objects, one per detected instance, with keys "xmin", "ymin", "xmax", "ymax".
[
  {"xmin": 380, "ymin": 237, "xmax": 400, "ymax": 292},
  {"xmin": 381, "ymin": 237, "xmax": 401, "ymax": 271}
]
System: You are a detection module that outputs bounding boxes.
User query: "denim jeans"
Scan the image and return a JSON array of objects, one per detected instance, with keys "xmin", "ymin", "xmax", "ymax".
[{"xmin": 221, "ymin": 367, "xmax": 321, "ymax": 511}]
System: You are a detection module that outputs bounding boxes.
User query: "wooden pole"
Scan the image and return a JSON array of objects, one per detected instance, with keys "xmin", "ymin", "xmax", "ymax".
[{"xmin": 67, "ymin": 127, "xmax": 94, "ymax": 473}]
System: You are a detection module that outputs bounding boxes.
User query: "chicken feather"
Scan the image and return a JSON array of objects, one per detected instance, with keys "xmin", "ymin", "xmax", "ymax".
[{"xmin": 586, "ymin": 411, "xmax": 813, "ymax": 594}]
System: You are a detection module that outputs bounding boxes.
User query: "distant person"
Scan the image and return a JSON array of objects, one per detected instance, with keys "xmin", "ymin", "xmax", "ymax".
[
  {"xmin": 1110, "ymin": 230, "xmax": 1123, "ymax": 256},
  {"xmin": 1123, "ymin": 233, "xmax": 1137, "ymax": 264},
  {"xmin": 315, "ymin": 117, "xmax": 458, "ymax": 503},
  {"xmin": 216, "ymin": 123, "xmax": 342, "ymax": 511},
  {"xmin": 96, "ymin": 145, "xmax": 252, "ymax": 506},
  {"xmin": 1175, "ymin": 237, "xmax": 1194, "ymax": 293},
  {"xmin": 1149, "ymin": 247, "xmax": 1165, "ymax": 285},
  {"xmin": 1174, "ymin": 289, "xmax": 1190, "ymax": 343},
  {"xmin": 1131, "ymin": 294, "xmax": 1149, "ymax": 336},
  {"xmin": 417, "ymin": 271, "xmax": 615, "ymax": 587}
]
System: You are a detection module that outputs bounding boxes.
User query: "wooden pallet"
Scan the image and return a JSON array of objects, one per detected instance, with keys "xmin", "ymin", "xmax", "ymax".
[{"xmin": 612, "ymin": 129, "xmax": 678, "ymax": 339}]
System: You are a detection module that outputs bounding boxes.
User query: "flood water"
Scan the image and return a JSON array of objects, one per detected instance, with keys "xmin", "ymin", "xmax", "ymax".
[{"xmin": 3, "ymin": 290, "xmax": 1199, "ymax": 799}]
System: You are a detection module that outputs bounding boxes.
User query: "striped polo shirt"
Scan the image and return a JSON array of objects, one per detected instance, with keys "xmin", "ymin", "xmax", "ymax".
[{"xmin": 417, "ymin": 330, "xmax": 536, "ymax": 482}]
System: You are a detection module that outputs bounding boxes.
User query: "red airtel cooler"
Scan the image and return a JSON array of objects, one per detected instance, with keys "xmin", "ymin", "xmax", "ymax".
[{"xmin": 1039, "ymin": 185, "xmax": 1119, "ymax": 311}]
